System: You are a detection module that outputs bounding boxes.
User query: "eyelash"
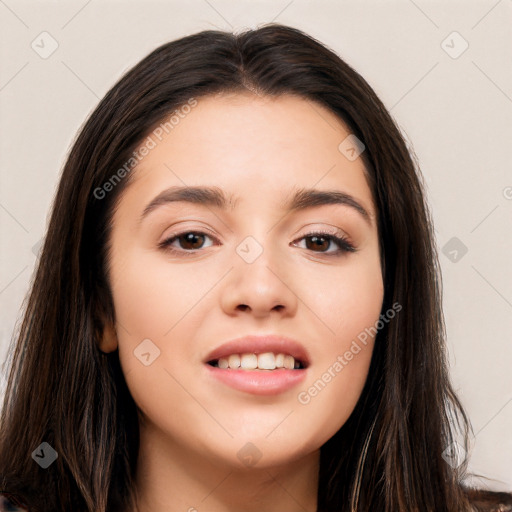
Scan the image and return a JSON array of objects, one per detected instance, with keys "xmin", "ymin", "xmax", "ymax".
[{"xmin": 158, "ymin": 230, "xmax": 357, "ymax": 257}]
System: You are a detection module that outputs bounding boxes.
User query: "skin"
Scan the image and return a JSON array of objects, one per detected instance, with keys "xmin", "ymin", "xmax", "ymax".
[{"xmin": 100, "ymin": 92, "xmax": 384, "ymax": 512}]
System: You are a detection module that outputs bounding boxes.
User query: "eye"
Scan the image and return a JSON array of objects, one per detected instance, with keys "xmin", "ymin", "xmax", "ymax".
[
  {"xmin": 292, "ymin": 230, "xmax": 357, "ymax": 256},
  {"xmin": 158, "ymin": 231, "xmax": 217, "ymax": 255}
]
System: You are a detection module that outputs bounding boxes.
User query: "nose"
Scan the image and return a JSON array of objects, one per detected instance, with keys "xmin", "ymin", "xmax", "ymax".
[{"xmin": 220, "ymin": 245, "xmax": 298, "ymax": 319}]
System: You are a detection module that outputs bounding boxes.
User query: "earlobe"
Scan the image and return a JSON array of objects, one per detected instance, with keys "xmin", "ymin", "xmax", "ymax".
[{"xmin": 98, "ymin": 322, "xmax": 118, "ymax": 353}]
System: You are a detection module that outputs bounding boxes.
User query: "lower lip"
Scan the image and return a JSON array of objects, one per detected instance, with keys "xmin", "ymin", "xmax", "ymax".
[{"xmin": 204, "ymin": 364, "xmax": 308, "ymax": 396}]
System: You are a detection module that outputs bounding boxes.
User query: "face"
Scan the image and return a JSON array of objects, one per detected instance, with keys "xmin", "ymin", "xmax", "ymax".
[{"xmin": 102, "ymin": 92, "xmax": 384, "ymax": 470}]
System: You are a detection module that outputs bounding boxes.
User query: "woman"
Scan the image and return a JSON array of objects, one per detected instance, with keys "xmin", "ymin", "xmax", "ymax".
[{"xmin": 0, "ymin": 23, "xmax": 510, "ymax": 512}]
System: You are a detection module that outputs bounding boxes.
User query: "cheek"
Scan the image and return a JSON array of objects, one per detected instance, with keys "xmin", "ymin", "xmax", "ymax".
[
  {"xmin": 290, "ymin": 254, "xmax": 383, "ymax": 435},
  {"xmin": 109, "ymin": 249, "xmax": 212, "ymax": 443},
  {"xmin": 293, "ymin": 348, "xmax": 373, "ymax": 452},
  {"xmin": 295, "ymin": 250, "xmax": 384, "ymax": 347},
  {"xmin": 109, "ymin": 245, "xmax": 212, "ymax": 343},
  {"xmin": 291, "ymin": 320, "xmax": 380, "ymax": 450},
  {"xmin": 109, "ymin": 245, "xmax": 219, "ymax": 407}
]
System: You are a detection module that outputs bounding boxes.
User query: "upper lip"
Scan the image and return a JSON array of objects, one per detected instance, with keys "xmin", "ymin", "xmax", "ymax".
[{"xmin": 204, "ymin": 334, "xmax": 311, "ymax": 367}]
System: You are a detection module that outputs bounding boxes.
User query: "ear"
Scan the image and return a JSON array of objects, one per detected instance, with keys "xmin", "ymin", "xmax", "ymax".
[{"xmin": 98, "ymin": 322, "xmax": 118, "ymax": 353}]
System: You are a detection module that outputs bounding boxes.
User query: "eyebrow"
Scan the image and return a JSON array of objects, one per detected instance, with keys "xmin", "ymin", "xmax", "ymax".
[{"xmin": 139, "ymin": 185, "xmax": 373, "ymax": 226}]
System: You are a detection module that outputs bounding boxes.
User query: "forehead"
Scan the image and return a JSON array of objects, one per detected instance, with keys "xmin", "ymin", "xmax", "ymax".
[
  {"xmin": 153, "ymin": 92, "xmax": 353, "ymax": 159},
  {"xmin": 118, "ymin": 92, "xmax": 375, "ymax": 221}
]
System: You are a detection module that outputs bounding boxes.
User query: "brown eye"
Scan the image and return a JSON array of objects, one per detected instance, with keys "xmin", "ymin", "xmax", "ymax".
[
  {"xmin": 304, "ymin": 234, "xmax": 330, "ymax": 252},
  {"xmin": 294, "ymin": 231, "xmax": 357, "ymax": 255},
  {"xmin": 175, "ymin": 232, "xmax": 206, "ymax": 250},
  {"xmin": 159, "ymin": 231, "xmax": 216, "ymax": 255}
]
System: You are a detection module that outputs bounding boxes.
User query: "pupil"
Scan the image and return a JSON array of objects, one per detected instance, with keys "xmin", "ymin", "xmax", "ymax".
[
  {"xmin": 307, "ymin": 235, "xmax": 328, "ymax": 252},
  {"xmin": 181, "ymin": 233, "xmax": 203, "ymax": 249}
]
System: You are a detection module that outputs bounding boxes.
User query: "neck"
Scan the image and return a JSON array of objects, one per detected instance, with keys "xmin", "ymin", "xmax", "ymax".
[{"xmin": 130, "ymin": 420, "xmax": 320, "ymax": 512}]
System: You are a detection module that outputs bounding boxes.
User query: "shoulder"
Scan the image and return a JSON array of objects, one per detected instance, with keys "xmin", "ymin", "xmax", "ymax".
[
  {"xmin": 464, "ymin": 487, "xmax": 512, "ymax": 512},
  {"xmin": 0, "ymin": 493, "xmax": 29, "ymax": 511}
]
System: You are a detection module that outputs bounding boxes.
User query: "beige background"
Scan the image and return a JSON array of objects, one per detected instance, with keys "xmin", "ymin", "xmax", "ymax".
[{"xmin": 1, "ymin": 0, "xmax": 511, "ymax": 492}]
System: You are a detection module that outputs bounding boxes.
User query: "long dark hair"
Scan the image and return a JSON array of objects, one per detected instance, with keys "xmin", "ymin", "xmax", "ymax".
[{"xmin": 1, "ymin": 23, "xmax": 510, "ymax": 512}]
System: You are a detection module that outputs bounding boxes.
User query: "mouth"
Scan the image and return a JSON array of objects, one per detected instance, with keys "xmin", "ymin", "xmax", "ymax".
[
  {"xmin": 206, "ymin": 352, "xmax": 308, "ymax": 370},
  {"xmin": 203, "ymin": 335, "xmax": 310, "ymax": 396}
]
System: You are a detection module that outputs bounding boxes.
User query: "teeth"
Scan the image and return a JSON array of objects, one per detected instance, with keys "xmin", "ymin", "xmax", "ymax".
[
  {"xmin": 284, "ymin": 355, "xmax": 295, "ymax": 370},
  {"xmin": 228, "ymin": 354, "xmax": 240, "ymax": 368},
  {"xmin": 215, "ymin": 352, "xmax": 300, "ymax": 370},
  {"xmin": 258, "ymin": 352, "xmax": 275, "ymax": 370},
  {"xmin": 240, "ymin": 353, "xmax": 257, "ymax": 369}
]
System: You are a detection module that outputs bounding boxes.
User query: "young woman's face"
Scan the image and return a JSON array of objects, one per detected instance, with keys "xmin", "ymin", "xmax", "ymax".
[{"xmin": 103, "ymin": 92, "xmax": 384, "ymax": 469}]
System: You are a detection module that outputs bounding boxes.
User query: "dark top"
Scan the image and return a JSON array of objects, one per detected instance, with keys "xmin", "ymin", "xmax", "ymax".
[{"xmin": 0, "ymin": 494, "xmax": 28, "ymax": 511}]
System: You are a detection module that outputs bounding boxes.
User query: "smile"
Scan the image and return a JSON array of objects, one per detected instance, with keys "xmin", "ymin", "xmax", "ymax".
[{"xmin": 207, "ymin": 352, "xmax": 306, "ymax": 370}]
